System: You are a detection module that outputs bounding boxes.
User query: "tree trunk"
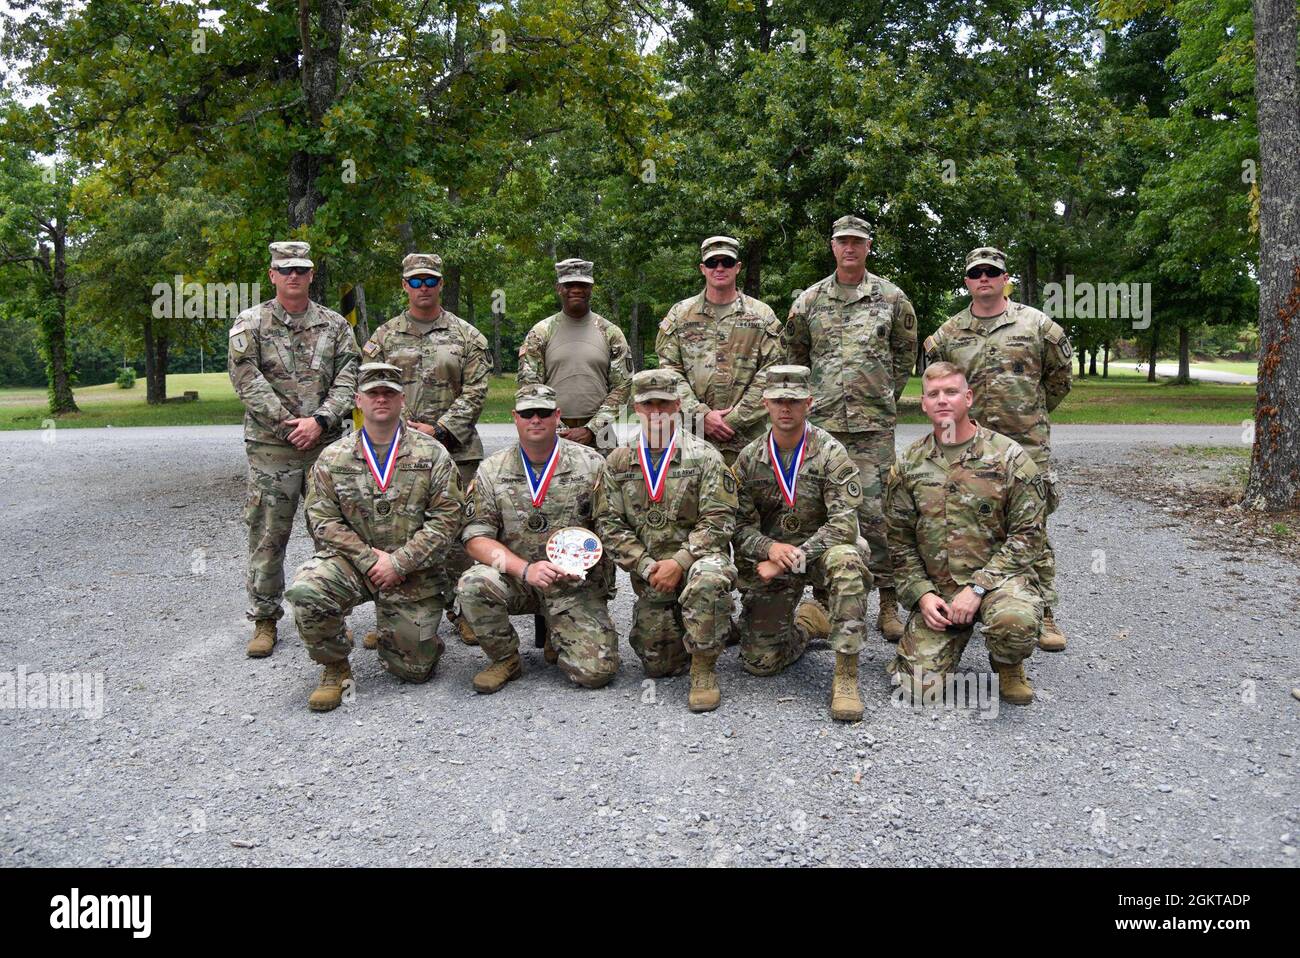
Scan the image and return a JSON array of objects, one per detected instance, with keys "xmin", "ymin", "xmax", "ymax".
[
  {"xmin": 1023, "ymin": 246, "xmax": 1039, "ymax": 309},
  {"xmin": 1146, "ymin": 324, "xmax": 1159, "ymax": 382},
  {"xmin": 1175, "ymin": 324, "xmax": 1190, "ymax": 384},
  {"xmin": 1246, "ymin": 0, "xmax": 1300, "ymax": 510},
  {"xmin": 1077, "ymin": 348, "xmax": 1085, "ymax": 378},
  {"xmin": 743, "ymin": 235, "xmax": 765, "ymax": 297},
  {"xmin": 1103, "ymin": 341, "xmax": 1110, "ymax": 378},
  {"xmin": 44, "ymin": 223, "xmax": 78, "ymax": 413},
  {"xmin": 629, "ymin": 267, "xmax": 644, "ymax": 371},
  {"xmin": 1088, "ymin": 347, "xmax": 1098, "ymax": 376},
  {"xmin": 354, "ymin": 283, "xmax": 369, "ymax": 344},
  {"xmin": 491, "ymin": 300, "xmax": 503, "ymax": 376},
  {"xmin": 443, "ymin": 264, "xmax": 461, "ymax": 315},
  {"xmin": 141, "ymin": 314, "xmax": 169, "ymax": 404}
]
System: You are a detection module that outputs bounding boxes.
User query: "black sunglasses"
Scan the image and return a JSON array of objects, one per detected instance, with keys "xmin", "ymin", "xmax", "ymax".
[
  {"xmin": 703, "ymin": 257, "xmax": 737, "ymax": 270},
  {"xmin": 273, "ymin": 266, "xmax": 312, "ymax": 276},
  {"xmin": 966, "ymin": 266, "xmax": 1005, "ymax": 280},
  {"xmin": 515, "ymin": 408, "xmax": 553, "ymax": 420},
  {"xmin": 406, "ymin": 276, "xmax": 440, "ymax": 288}
]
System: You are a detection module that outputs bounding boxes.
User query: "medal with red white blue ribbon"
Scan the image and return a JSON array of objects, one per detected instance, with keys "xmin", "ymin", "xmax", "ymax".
[
  {"xmin": 360, "ymin": 424, "xmax": 402, "ymax": 492},
  {"xmin": 769, "ymin": 426, "xmax": 809, "ymax": 508},
  {"xmin": 637, "ymin": 428, "xmax": 678, "ymax": 502},
  {"xmin": 520, "ymin": 441, "xmax": 561, "ymax": 507}
]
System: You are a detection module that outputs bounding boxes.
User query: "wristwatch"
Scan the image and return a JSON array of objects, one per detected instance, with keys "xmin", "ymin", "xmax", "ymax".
[
  {"xmin": 313, "ymin": 414, "xmax": 330, "ymax": 432},
  {"xmin": 969, "ymin": 584, "xmax": 987, "ymax": 598}
]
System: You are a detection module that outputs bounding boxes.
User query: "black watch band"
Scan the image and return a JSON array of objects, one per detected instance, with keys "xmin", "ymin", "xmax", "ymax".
[{"xmin": 313, "ymin": 414, "xmax": 330, "ymax": 432}]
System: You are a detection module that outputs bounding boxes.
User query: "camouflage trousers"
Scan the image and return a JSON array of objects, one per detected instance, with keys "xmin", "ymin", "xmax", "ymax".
[
  {"xmin": 243, "ymin": 441, "xmax": 323, "ymax": 621},
  {"xmin": 830, "ymin": 429, "xmax": 896, "ymax": 591},
  {"xmin": 888, "ymin": 575, "xmax": 1042, "ymax": 698},
  {"xmin": 736, "ymin": 543, "xmax": 868, "ymax": 674},
  {"xmin": 438, "ymin": 460, "xmax": 480, "ymax": 615},
  {"xmin": 458, "ymin": 564, "xmax": 619, "ymax": 688},
  {"xmin": 1037, "ymin": 471, "xmax": 1060, "ymax": 608},
  {"xmin": 629, "ymin": 554, "xmax": 736, "ymax": 676},
  {"xmin": 285, "ymin": 555, "xmax": 445, "ymax": 682}
]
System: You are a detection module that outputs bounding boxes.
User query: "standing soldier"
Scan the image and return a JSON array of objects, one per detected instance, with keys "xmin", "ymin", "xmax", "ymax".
[
  {"xmin": 285, "ymin": 363, "xmax": 465, "ymax": 710},
  {"xmin": 362, "ymin": 252, "xmax": 490, "ymax": 647},
  {"xmin": 656, "ymin": 234, "xmax": 784, "ymax": 464},
  {"xmin": 517, "ymin": 258, "xmax": 632, "ymax": 453},
  {"xmin": 228, "ymin": 241, "xmax": 359, "ymax": 658},
  {"xmin": 595, "ymin": 369, "xmax": 738, "ymax": 712},
  {"xmin": 924, "ymin": 247, "xmax": 1073, "ymax": 651},
  {"xmin": 885, "ymin": 362, "xmax": 1046, "ymax": 704},
  {"xmin": 458, "ymin": 384, "xmax": 620, "ymax": 693},
  {"xmin": 782, "ymin": 215, "xmax": 916, "ymax": 645},
  {"xmin": 732, "ymin": 366, "xmax": 871, "ymax": 722}
]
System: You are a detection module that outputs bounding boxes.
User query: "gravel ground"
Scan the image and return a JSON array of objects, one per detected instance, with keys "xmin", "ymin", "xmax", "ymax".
[{"xmin": 1, "ymin": 423, "xmax": 1296, "ymax": 867}]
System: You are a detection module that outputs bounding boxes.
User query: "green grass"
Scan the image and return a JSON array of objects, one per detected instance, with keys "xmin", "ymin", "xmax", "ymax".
[{"xmin": 2, "ymin": 368, "xmax": 1259, "ymax": 431}]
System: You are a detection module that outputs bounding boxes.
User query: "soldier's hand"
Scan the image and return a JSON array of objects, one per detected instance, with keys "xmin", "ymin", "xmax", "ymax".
[
  {"xmin": 756, "ymin": 559, "xmax": 784, "ymax": 582},
  {"xmin": 918, "ymin": 592, "xmax": 953, "ymax": 631},
  {"xmin": 768, "ymin": 542, "xmax": 804, "ymax": 572},
  {"xmin": 285, "ymin": 417, "xmax": 323, "ymax": 450},
  {"xmin": 368, "ymin": 550, "xmax": 405, "ymax": 590},
  {"xmin": 525, "ymin": 560, "xmax": 572, "ymax": 590},
  {"xmin": 948, "ymin": 586, "xmax": 982, "ymax": 626},
  {"xmin": 406, "ymin": 420, "xmax": 437, "ymax": 437},
  {"xmin": 702, "ymin": 409, "xmax": 735, "ymax": 442},
  {"xmin": 564, "ymin": 426, "xmax": 595, "ymax": 446},
  {"xmin": 647, "ymin": 559, "xmax": 684, "ymax": 593}
]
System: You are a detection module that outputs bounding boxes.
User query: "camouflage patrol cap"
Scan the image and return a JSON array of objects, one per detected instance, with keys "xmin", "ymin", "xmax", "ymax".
[
  {"xmin": 357, "ymin": 362, "xmax": 404, "ymax": 393},
  {"xmin": 631, "ymin": 368, "xmax": 682, "ymax": 403},
  {"xmin": 402, "ymin": 252, "xmax": 443, "ymax": 278},
  {"xmin": 700, "ymin": 235, "xmax": 740, "ymax": 262},
  {"xmin": 965, "ymin": 246, "xmax": 1007, "ymax": 271},
  {"xmin": 269, "ymin": 241, "xmax": 313, "ymax": 269},
  {"xmin": 555, "ymin": 258, "xmax": 595, "ymax": 285},
  {"xmin": 763, "ymin": 365, "xmax": 813, "ymax": 400},
  {"xmin": 831, "ymin": 215, "xmax": 872, "ymax": 240},
  {"xmin": 515, "ymin": 383, "xmax": 559, "ymax": 412}
]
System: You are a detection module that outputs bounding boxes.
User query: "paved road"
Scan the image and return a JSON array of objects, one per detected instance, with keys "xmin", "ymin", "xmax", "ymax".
[
  {"xmin": 1, "ymin": 423, "xmax": 1295, "ymax": 867},
  {"xmin": 1130, "ymin": 363, "xmax": 1257, "ymax": 385}
]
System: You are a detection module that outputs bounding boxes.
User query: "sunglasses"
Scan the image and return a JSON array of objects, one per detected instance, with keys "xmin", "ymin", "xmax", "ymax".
[
  {"xmin": 703, "ymin": 257, "xmax": 737, "ymax": 270},
  {"xmin": 406, "ymin": 276, "xmax": 440, "ymax": 288},
  {"xmin": 515, "ymin": 408, "xmax": 553, "ymax": 420},
  {"xmin": 966, "ymin": 266, "xmax": 1005, "ymax": 280},
  {"xmin": 273, "ymin": 266, "xmax": 312, "ymax": 276}
]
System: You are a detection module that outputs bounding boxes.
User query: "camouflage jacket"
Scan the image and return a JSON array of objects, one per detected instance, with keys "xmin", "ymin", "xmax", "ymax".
[
  {"xmin": 925, "ymin": 301, "xmax": 1073, "ymax": 465},
  {"xmin": 595, "ymin": 428, "xmax": 738, "ymax": 579},
  {"xmin": 781, "ymin": 272, "xmax": 917, "ymax": 433},
  {"xmin": 655, "ymin": 291, "xmax": 784, "ymax": 455},
  {"xmin": 228, "ymin": 299, "xmax": 360, "ymax": 446},
  {"xmin": 733, "ymin": 424, "xmax": 862, "ymax": 565},
  {"xmin": 516, "ymin": 312, "xmax": 632, "ymax": 436},
  {"xmin": 363, "ymin": 308, "xmax": 490, "ymax": 463},
  {"xmin": 305, "ymin": 428, "xmax": 465, "ymax": 597},
  {"xmin": 462, "ymin": 437, "xmax": 614, "ymax": 588},
  {"xmin": 885, "ymin": 425, "xmax": 1046, "ymax": 610}
]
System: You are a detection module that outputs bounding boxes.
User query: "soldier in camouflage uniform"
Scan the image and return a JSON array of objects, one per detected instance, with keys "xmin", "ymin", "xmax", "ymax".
[
  {"xmin": 733, "ymin": 366, "xmax": 871, "ymax": 722},
  {"xmin": 285, "ymin": 363, "xmax": 466, "ymax": 710},
  {"xmin": 925, "ymin": 247, "xmax": 1073, "ymax": 652},
  {"xmin": 781, "ymin": 215, "xmax": 916, "ymax": 645},
  {"xmin": 595, "ymin": 369, "xmax": 738, "ymax": 712},
  {"xmin": 361, "ymin": 252, "xmax": 490, "ymax": 648},
  {"xmin": 516, "ymin": 258, "xmax": 632, "ymax": 454},
  {"xmin": 228, "ymin": 241, "xmax": 360, "ymax": 658},
  {"xmin": 655, "ymin": 235, "xmax": 784, "ymax": 464},
  {"xmin": 459, "ymin": 384, "xmax": 619, "ymax": 693},
  {"xmin": 885, "ymin": 362, "xmax": 1046, "ymax": 705}
]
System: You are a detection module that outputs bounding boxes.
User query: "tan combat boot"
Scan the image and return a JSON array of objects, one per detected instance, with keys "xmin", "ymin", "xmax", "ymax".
[
  {"xmin": 830, "ymin": 652, "xmax": 864, "ymax": 722},
  {"xmin": 991, "ymin": 657, "xmax": 1034, "ymax": 705},
  {"xmin": 247, "ymin": 619, "xmax": 277, "ymax": 658},
  {"xmin": 876, "ymin": 588, "xmax": 904, "ymax": 644},
  {"xmin": 1038, "ymin": 608, "xmax": 1067, "ymax": 652},
  {"xmin": 308, "ymin": 659, "xmax": 353, "ymax": 712},
  {"xmin": 794, "ymin": 599, "xmax": 832, "ymax": 643},
  {"xmin": 688, "ymin": 652, "xmax": 721, "ymax": 713},
  {"xmin": 456, "ymin": 616, "xmax": 479, "ymax": 646},
  {"xmin": 362, "ymin": 630, "xmax": 379, "ymax": 650},
  {"xmin": 473, "ymin": 653, "xmax": 522, "ymax": 694},
  {"xmin": 543, "ymin": 636, "xmax": 559, "ymax": 665}
]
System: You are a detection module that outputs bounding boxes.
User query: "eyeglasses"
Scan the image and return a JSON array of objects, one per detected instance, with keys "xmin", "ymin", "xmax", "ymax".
[
  {"xmin": 406, "ymin": 276, "xmax": 440, "ymax": 288},
  {"xmin": 703, "ymin": 257, "xmax": 737, "ymax": 270},
  {"xmin": 273, "ymin": 266, "xmax": 312, "ymax": 276},
  {"xmin": 966, "ymin": 266, "xmax": 1005, "ymax": 280},
  {"xmin": 515, "ymin": 408, "xmax": 553, "ymax": 420}
]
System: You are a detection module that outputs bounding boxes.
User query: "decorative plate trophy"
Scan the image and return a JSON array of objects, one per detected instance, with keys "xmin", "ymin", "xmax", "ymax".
[{"xmin": 545, "ymin": 527, "xmax": 603, "ymax": 580}]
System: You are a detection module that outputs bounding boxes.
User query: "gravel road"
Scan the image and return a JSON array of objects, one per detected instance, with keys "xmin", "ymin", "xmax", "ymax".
[{"xmin": 1, "ymin": 423, "xmax": 1296, "ymax": 867}]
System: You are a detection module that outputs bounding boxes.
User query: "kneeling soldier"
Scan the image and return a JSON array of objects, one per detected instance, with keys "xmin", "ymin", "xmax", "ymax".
[
  {"xmin": 733, "ymin": 366, "xmax": 871, "ymax": 722},
  {"xmin": 884, "ymin": 362, "xmax": 1046, "ymax": 705},
  {"xmin": 459, "ymin": 384, "xmax": 619, "ymax": 693},
  {"xmin": 286, "ymin": 363, "xmax": 466, "ymax": 711},
  {"xmin": 596, "ymin": 369, "xmax": 738, "ymax": 712}
]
